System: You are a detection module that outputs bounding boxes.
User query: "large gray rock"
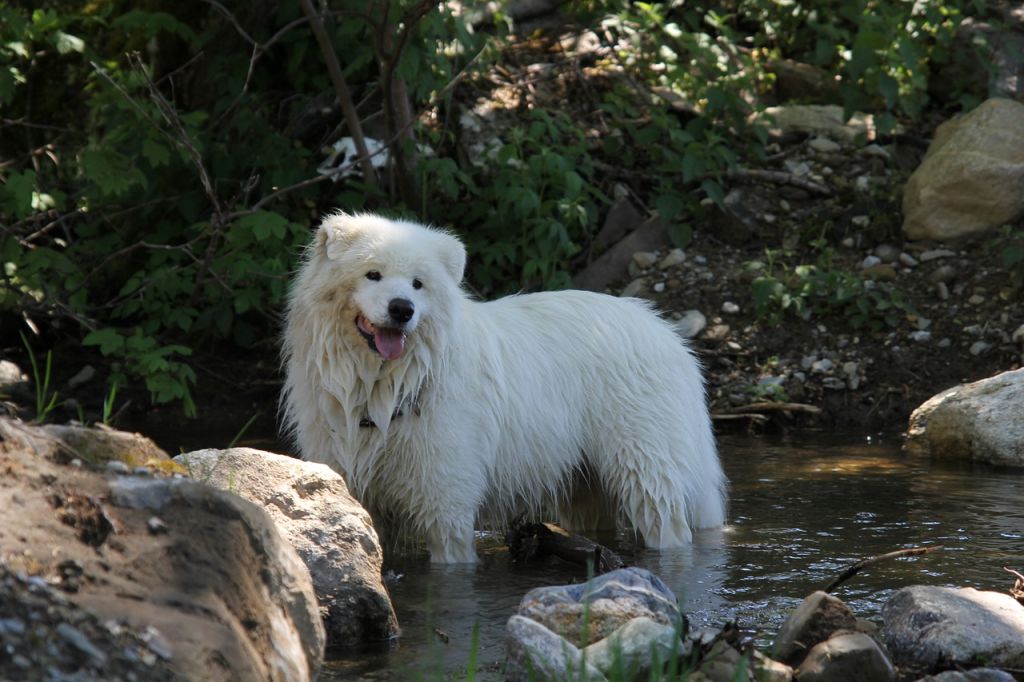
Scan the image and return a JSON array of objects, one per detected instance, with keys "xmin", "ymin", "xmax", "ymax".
[
  {"xmin": 582, "ymin": 616, "xmax": 680, "ymax": 677},
  {"xmin": 795, "ymin": 632, "xmax": 895, "ymax": 681},
  {"xmin": 905, "ymin": 368, "xmax": 1024, "ymax": 467},
  {"xmin": 772, "ymin": 590, "xmax": 857, "ymax": 666},
  {"xmin": 505, "ymin": 615, "xmax": 606, "ymax": 682},
  {"xmin": 515, "ymin": 567, "xmax": 682, "ymax": 646},
  {"xmin": 0, "ymin": 419, "xmax": 325, "ymax": 681},
  {"xmin": 903, "ymin": 98, "xmax": 1024, "ymax": 241},
  {"xmin": 175, "ymin": 448, "xmax": 398, "ymax": 648},
  {"xmin": 882, "ymin": 586, "xmax": 1024, "ymax": 675}
]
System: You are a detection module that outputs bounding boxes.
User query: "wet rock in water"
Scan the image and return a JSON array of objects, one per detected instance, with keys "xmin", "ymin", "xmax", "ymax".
[
  {"xmin": 175, "ymin": 448, "xmax": 399, "ymax": 649},
  {"xmin": 882, "ymin": 586, "xmax": 1024, "ymax": 675},
  {"xmin": 582, "ymin": 616, "xmax": 680, "ymax": 677},
  {"xmin": 772, "ymin": 591, "xmax": 857, "ymax": 666},
  {"xmin": 795, "ymin": 632, "xmax": 895, "ymax": 681},
  {"xmin": 903, "ymin": 98, "xmax": 1024, "ymax": 241},
  {"xmin": 505, "ymin": 615, "xmax": 606, "ymax": 682},
  {"xmin": 0, "ymin": 418, "xmax": 325, "ymax": 681},
  {"xmin": 904, "ymin": 368, "xmax": 1024, "ymax": 467},
  {"xmin": 515, "ymin": 567, "xmax": 682, "ymax": 646}
]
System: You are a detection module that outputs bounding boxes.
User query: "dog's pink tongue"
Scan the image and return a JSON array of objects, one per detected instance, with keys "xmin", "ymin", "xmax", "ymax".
[{"xmin": 375, "ymin": 328, "xmax": 405, "ymax": 360}]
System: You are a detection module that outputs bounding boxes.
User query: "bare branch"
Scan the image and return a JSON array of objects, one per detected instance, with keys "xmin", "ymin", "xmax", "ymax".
[{"xmin": 298, "ymin": 0, "xmax": 378, "ymax": 186}]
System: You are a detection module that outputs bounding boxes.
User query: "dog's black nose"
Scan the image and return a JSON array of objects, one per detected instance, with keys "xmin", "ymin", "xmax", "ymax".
[{"xmin": 388, "ymin": 298, "xmax": 414, "ymax": 324}]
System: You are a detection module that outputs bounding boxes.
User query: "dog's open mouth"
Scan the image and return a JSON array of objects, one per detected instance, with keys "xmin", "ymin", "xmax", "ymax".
[{"xmin": 356, "ymin": 314, "xmax": 407, "ymax": 360}]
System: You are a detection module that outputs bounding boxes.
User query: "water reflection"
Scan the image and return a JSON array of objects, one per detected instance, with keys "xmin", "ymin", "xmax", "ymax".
[{"xmin": 312, "ymin": 433, "xmax": 1024, "ymax": 680}]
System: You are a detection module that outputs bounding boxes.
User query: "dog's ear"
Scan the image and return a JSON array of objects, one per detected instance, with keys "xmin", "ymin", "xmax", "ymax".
[
  {"xmin": 316, "ymin": 213, "xmax": 362, "ymax": 260},
  {"xmin": 438, "ymin": 235, "xmax": 467, "ymax": 283}
]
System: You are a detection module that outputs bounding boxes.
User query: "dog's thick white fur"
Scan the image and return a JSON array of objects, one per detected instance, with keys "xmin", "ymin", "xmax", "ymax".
[{"xmin": 282, "ymin": 213, "xmax": 726, "ymax": 563}]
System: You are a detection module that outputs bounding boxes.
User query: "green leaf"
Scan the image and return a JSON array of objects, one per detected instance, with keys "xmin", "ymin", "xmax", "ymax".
[
  {"xmin": 142, "ymin": 138, "xmax": 171, "ymax": 167},
  {"xmin": 654, "ymin": 193, "xmax": 685, "ymax": 222},
  {"xmin": 700, "ymin": 179, "xmax": 725, "ymax": 208},
  {"xmin": 81, "ymin": 148, "xmax": 146, "ymax": 198},
  {"xmin": 83, "ymin": 328, "xmax": 125, "ymax": 355},
  {"xmin": 3, "ymin": 170, "xmax": 36, "ymax": 218},
  {"xmin": 238, "ymin": 211, "xmax": 289, "ymax": 242}
]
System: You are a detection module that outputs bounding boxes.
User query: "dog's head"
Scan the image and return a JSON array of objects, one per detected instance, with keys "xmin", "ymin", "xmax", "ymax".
[{"xmin": 310, "ymin": 212, "xmax": 466, "ymax": 361}]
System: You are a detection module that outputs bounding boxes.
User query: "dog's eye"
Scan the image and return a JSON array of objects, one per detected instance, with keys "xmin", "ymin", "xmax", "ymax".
[
  {"xmin": 412, "ymin": 278, "xmax": 423, "ymax": 290},
  {"xmin": 366, "ymin": 270, "xmax": 382, "ymax": 281}
]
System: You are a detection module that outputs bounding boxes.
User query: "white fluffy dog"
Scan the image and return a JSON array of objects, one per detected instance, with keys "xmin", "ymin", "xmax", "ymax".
[{"xmin": 282, "ymin": 213, "xmax": 726, "ymax": 563}]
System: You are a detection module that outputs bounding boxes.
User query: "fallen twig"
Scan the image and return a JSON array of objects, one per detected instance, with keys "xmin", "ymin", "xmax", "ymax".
[
  {"xmin": 715, "ymin": 402, "xmax": 824, "ymax": 416},
  {"xmin": 825, "ymin": 546, "xmax": 943, "ymax": 593},
  {"xmin": 1005, "ymin": 566, "xmax": 1024, "ymax": 605},
  {"xmin": 709, "ymin": 413, "xmax": 769, "ymax": 424},
  {"xmin": 507, "ymin": 522, "xmax": 624, "ymax": 574},
  {"xmin": 724, "ymin": 168, "xmax": 832, "ymax": 196}
]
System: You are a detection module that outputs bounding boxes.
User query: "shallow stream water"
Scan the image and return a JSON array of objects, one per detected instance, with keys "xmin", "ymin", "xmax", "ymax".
[{"xmin": 316, "ymin": 432, "xmax": 1023, "ymax": 681}]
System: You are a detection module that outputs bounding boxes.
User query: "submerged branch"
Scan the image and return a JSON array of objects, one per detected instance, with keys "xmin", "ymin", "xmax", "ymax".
[{"xmin": 825, "ymin": 545, "xmax": 943, "ymax": 593}]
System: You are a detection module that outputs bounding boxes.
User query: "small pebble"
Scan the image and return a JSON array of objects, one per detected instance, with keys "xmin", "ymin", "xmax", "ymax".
[
  {"xmin": 968, "ymin": 294, "xmax": 985, "ymax": 305},
  {"xmin": 935, "ymin": 282, "xmax": 950, "ymax": 300},
  {"xmin": 855, "ymin": 176, "xmax": 871, "ymax": 192},
  {"xmin": 808, "ymin": 136, "xmax": 841, "ymax": 153},
  {"xmin": 937, "ymin": 338, "xmax": 952, "ymax": 348},
  {"xmin": 652, "ymin": 282, "xmax": 666, "ymax": 293},
  {"xmin": 861, "ymin": 255, "xmax": 881, "ymax": 269},
  {"xmin": 106, "ymin": 460, "xmax": 130, "ymax": 475},
  {"xmin": 928, "ymin": 265, "xmax": 956, "ymax": 284},
  {"xmin": 57, "ymin": 623, "xmax": 108, "ymax": 666},
  {"xmin": 721, "ymin": 301, "xmax": 740, "ymax": 314},
  {"xmin": 619, "ymin": 278, "xmax": 646, "ymax": 298},
  {"xmin": 147, "ymin": 517, "xmax": 168, "ymax": 535},
  {"xmin": 811, "ymin": 358, "xmax": 834, "ymax": 374},
  {"xmin": 851, "ymin": 215, "xmax": 871, "ymax": 228},
  {"xmin": 969, "ymin": 341, "xmax": 991, "ymax": 356},
  {"xmin": 899, "ymin": 252, "xmax": 919, "ymax": 268},
  {"xmin": 631, "ymin": 251, "xmax": 659, "ymax": 269},
  {"xmin": 841, "ymin": 237, "xmax": 855, "ymax": 248},
  {"xmin": 873, "ymin": 244, "xmax": 900, "ymax": 262},
  {"xmin": 860, "ymin": 144, "xmax": 891, "ymax": 160},
  {"xmin": 658, "ymin": 248, "xmax": 686, "ymax": 269},
  {"xmin": 822, "ymin": 377, "xmax": 846, "ymax": 390},
  {"xmin": 1012, "ymin": 324, "xmax": 1024, "ymax": 344},
  {"xmin": 909, "ymin": 331, "xmax": 931, "ymax": 343},
  {"xmin": 919, "ymin": 248, "xmax": 956, "ymax": 262},
  {"xmin": 673, "ymin": 310, "xmax": 707, "ymax": 339},
  {"xmin": 0, "ymin": 618, "xmax": 26, "ymax": 636}
]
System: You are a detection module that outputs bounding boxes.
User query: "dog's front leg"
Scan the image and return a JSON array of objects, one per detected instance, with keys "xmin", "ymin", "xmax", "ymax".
[{"xmin": 424, "ymin": 518, "xmax": 478, "ymax": 563}]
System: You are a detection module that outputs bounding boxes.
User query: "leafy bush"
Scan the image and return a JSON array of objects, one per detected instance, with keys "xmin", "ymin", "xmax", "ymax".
[{"xmin": 746, "ymin": 249, "xmax": 916, "ymax": 330}]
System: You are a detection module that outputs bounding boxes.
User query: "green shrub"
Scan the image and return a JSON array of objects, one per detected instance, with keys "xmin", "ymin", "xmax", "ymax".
[{"xmin": 746, "ymin": 249, "xmax": 916, "ymax": 330}]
